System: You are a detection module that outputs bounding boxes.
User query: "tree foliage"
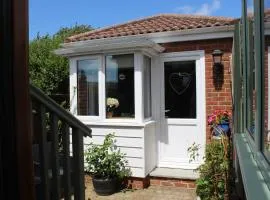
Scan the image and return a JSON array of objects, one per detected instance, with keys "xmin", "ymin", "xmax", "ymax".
[{"xmin": 29, "ymin": 24, "xmax": 93, "ymax": 103}]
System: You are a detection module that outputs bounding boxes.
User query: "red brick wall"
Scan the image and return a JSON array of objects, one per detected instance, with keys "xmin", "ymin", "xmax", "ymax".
[
  {"xmin": 150, "ymin": 177, "xmax": 195, "ymax": 188},
  {"xmin": 77, "ymin": 72, "xmax": 88, "ymax": 115},
  {"xmin": 160, "ymin": 38, "xmax": 233, "ymax": 142}
]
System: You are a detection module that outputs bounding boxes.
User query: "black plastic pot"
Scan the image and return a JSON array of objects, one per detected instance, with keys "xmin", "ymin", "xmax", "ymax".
[{"xmin": 92, "ymin": 176, "xmax": 118, "ymax": 196}]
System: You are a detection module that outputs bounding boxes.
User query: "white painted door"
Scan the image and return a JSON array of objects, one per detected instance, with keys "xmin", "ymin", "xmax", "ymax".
[{"xmin": 158, "ymin": 51, "xmax": 206, "ymax": 169}]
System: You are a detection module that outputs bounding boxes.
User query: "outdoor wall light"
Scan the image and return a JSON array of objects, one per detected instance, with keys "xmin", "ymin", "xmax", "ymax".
[
  {"xmin": 212, "ymin": 49, "xmax": 224, "ymax": 90},
  {"xmin": 212, "ymin": 49, "xmax": 224, "ymax": 66}
]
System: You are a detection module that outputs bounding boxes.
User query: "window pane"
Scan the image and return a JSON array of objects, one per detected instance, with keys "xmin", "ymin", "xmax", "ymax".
[
  {"xmin": 246, "ymin": 0, "xmax": 255, "ymax": 137},
  {"xmin": 77, "ymin": 59, "xmax": 99, "ymax": 116},
  {"xmin": 144, "ymin": 56, "xmax": 152, "ymax": 119},
  {"xmin": 164, "ymin": 61, "xmax": 196, "ymax": 119},
  {"xmin": 263, "ymin": 0, "xmax": 270, "ymax": 158},
  {"xmin": 105, "ymin": 54, "xmax": 134, "ymax": 118}
]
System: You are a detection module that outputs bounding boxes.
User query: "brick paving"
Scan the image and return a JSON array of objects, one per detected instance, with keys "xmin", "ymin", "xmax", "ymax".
[{"xmin": 85, "ymin": 176, "xmax": 197, "ymax": 200}]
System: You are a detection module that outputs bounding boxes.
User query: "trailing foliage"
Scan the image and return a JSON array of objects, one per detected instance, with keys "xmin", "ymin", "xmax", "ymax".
[
  {"xmin": 29, "ymin": 24, "xmax": 93, "ymax": 104},
  {"xmin": 85, "ymin": 134, "xmax": 131, "ymax": 179}
]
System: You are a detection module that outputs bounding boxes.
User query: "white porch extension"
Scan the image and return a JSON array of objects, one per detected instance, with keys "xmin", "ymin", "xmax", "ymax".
[
  {"xmin": 55, "ymin": 36, "xmax": 206, "ymax": 179},
  {"xmin": 83, "ymin": 122, "xmax": 156, "ymax": 178}
]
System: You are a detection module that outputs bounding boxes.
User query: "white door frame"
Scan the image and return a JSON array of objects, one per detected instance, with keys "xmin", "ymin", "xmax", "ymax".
[{"xmin": 157, "ymin": 50, "xmax": 206, "ymax": 169}]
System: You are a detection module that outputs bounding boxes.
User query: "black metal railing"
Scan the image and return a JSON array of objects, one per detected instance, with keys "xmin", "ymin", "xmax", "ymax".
[{"xmin": 30, "ymin": 85, "xmax": 91, "ymax": 200}]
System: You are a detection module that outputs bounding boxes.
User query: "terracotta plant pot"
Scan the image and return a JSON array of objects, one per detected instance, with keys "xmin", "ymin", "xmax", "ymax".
[{"xmin": 106, "ymin": 112, "xmax": 113, "ymax": 118}]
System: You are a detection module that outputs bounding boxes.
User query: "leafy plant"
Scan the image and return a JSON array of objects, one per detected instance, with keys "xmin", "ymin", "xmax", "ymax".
[
  {"xmin": 188, "ymin": 137, "xmax": 232, "ymax": 200},
  {"xmin": 187, "ymin": 142, "xmax": 201, "ymax": 163},
  {"xmin": 85, "ymin": 133, "xmax": 131, "ymax": 179}
]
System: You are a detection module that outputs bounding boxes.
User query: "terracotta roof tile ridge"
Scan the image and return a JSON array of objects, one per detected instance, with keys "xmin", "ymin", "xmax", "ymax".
[{"xmin": 157, "ymin": 13, "xmax": 235, "ymax": 21}]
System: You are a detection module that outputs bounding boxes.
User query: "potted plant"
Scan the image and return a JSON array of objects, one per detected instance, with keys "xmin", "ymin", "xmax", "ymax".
[
  {"xmin": 85, "ymin": 133, "xmax": 131, "ymax": 195},
  {"xmin": 208, "ymin": 110, "xmax": 231, "ymax": 138},
  {"xmin": 106, "ymin": 98, "xmax": 119, "ymax": 118}
]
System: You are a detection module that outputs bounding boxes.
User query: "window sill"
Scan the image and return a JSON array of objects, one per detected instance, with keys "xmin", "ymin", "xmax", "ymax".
[
  {"xmin": 78, "ymin": 118, "xmax": 156, "ymax": 127},
  {"xmin": 234, "ymin": 133, "xmax": 270, "ymax": 200}
]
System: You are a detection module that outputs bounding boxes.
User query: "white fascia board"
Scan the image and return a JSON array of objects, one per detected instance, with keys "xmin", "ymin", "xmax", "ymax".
[{"xmin": 149, "ymin": 26, "xmax": 234, "ymax": 43}]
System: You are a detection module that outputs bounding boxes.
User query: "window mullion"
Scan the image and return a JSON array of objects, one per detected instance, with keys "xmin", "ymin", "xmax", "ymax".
[
  {"xmin": 134, "ymin": 52, "xmax": 144, "ymax": 122},
  {"xmin": 254, "ymin": 0, "xmax": 264, "ymax": 151},
  {"xmin": 242, "ymin": 0, "xmax": 248, "ymax": 132},
  {"xmin": 100, "ymin": 55, "xmax": 106, "ymax": 120},
  {"xmin": 70, "ymin": 58, "xmax": 77, "ymax": 115}
]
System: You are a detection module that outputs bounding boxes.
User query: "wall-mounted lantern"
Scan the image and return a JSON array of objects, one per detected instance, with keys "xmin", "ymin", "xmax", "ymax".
[{"xmin": 212, "ymin": 50, "xmax": 223, "ymax": 66}]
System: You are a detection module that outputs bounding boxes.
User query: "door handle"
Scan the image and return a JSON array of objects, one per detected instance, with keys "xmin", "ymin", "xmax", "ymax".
[{"xmin": 165, "ymin": 109, "xmax": 170, "ymax": 118}]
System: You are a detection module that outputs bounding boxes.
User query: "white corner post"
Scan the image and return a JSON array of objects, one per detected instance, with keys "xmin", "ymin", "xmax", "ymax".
[{"xmin": 134, "ymin": 52, "xmax": 144, "ymax": 122}]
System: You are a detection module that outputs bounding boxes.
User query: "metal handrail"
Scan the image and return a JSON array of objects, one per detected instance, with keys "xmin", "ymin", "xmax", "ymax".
[{"xmin": 30, "ymin": 84, "xmax": 91, "ymax": 137}]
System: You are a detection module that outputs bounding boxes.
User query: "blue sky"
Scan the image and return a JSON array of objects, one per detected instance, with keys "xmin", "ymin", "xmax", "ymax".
[{"xmin": 29, "ymin": 0, "xmax": 241, "ymax": 39}]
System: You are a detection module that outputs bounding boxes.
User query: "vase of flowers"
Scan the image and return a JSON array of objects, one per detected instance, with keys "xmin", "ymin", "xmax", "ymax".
[
  {"xmin": 106, "ymin": 97, "xmax": 119, "ymax": 118},
  {"xmin": 208, "ymin": 110, "xmax": 231, "ymax": 138}
]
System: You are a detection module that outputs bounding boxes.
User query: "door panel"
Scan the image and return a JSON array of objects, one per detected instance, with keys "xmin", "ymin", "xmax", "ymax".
[{"xmin": 159, "ymin": 53, "xmax": 205, "ymax": 169}]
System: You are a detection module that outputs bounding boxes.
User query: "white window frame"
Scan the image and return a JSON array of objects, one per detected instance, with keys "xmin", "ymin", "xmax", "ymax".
[
  {"xmin": 142, "ymin": 53, "xmax": 153, "ymax": 122},
  {"xmin": 104, "ymin": 52, "xmax": 138, "ymax": 123},
  {"xmin": 70, "ymin": 55, "xmax": 104, "ymax": 122},
  {"xmin": 70, "ymin": 52, "xmax": 153, "ymax": 124}
]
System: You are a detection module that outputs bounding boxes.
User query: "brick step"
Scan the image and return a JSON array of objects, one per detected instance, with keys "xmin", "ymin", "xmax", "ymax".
[
  {"xmin": 125, "ymin": 176, "xmax": 196, "ymax": 189},
  {"xmin": 126, "ymin": 168, "xmax": 199, "ymax": 189},
  {"xmin": 149, "ymin": 177, "xmax": 196, "ymax": 188}
]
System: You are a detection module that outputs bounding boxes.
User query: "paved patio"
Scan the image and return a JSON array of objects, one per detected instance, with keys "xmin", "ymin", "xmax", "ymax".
[{"xmin": 85, "ymin": 176, "xmax": 197, "ymax": 200}]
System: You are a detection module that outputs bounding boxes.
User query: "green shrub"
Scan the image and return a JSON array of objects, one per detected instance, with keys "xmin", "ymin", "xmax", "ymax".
[
  {"xmin": 85, "ymin": 133, "xmax": 131, "ymax": 179},
  {"xmin": 189, "ymin": 137, "xmax": 232, "ymax": 200}
]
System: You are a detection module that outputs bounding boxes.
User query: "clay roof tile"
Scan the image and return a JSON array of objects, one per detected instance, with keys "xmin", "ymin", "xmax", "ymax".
[{"xmin": 65, "ymin": 14, "xmax": 236, "ymax": 43}]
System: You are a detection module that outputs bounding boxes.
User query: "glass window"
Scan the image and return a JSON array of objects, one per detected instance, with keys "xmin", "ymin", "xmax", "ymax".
[
  {"xmin": 143, "ymin": 56, "xmax": 152, "ymax": 119},
  {"xmin": 105, "ymin": 54, "xmax": 135, "ymax": 118},
  {"xmin": 246, "ymin": 17, "xmax": 256, "ymax": 137},
  {"xmin": 77, "ymin": 59, "xmax": 100, "ymax": 116},
  {"xmin": 164, "ymin": 61, "xmax": 196, "ymax": 119},
  {"xmin": 263, "ymin": 0, "xmax": 270, "ymax": 159}
]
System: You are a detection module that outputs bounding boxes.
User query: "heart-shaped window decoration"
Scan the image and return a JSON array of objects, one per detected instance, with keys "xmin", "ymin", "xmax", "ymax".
[{"xmin": 168, "ymin": 72, "xmax": 192, "ymax": 95}]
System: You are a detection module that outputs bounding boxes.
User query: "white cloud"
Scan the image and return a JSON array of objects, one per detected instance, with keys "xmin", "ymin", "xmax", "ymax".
[
  {"xmin": 174, "ymin": 6, "xmax": 194, "ymax": 14},
  {"xmin": 174, "ymin": 0, "xmax": 221, "ymax": 16}
]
